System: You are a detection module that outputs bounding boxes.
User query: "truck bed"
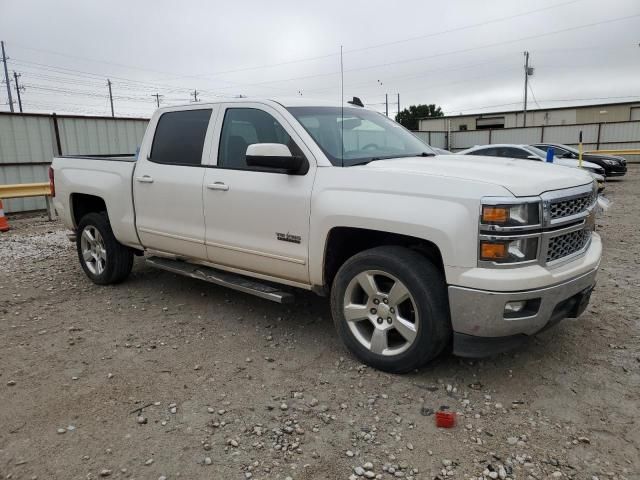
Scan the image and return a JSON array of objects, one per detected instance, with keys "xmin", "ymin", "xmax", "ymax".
[{"xmin": 52, "ymin": 155, "xmax": 141, "ymax": 249}]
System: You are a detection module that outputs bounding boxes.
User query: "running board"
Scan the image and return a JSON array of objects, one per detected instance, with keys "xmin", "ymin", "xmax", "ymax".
[{"xmin": 146, "ymin": 256, "xmax": 294, "ymax": 304}]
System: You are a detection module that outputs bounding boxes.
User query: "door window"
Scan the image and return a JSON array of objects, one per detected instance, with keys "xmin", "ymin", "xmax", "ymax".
[
  {"xmin": 150, "ymin": 109, "xmax": 212, "ymax": 165},
  {"xmin": 499, "ymin": 147, "xmax": 532, "ymax": 159},
  {"xmin": 472, "ymin": 147, "xmax": 499, "ymax": 157},
  {"xmin": 218, "ymin": 108, "xmax": 302, "ymax": 170}
]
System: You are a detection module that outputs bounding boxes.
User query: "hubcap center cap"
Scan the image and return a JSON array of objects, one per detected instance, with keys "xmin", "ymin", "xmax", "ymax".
[{"xmin": 376, "ymin": 302, "xmax": 391, "ymax": 318}]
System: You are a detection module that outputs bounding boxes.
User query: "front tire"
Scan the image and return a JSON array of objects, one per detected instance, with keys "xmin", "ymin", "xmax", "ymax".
[
  {"xmin": 330, "ymin": 246, "xmax": 451, "ymax": 373},
  {"xmin": 76, "ymin": 212, "xmax": 134, "ymax": 285}
]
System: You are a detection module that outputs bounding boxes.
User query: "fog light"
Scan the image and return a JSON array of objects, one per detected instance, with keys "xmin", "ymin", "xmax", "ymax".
[{"xmin": 504, "ymin": 300, "xmax": 526, "ymax": 314}]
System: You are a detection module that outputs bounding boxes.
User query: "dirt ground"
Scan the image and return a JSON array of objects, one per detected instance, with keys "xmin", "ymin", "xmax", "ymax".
[{"xmin": 1, "ymin": 168, "xmax": 638, "ymax": 480}]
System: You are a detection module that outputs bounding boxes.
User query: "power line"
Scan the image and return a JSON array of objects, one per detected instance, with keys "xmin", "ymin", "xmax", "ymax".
[
  {"xmin": 199, "ymin": 13, "xmax": 640, "ymax": 93},
  {"xmin": 7, "ymin": 1, "xmax": 584, "ymax": 85}
]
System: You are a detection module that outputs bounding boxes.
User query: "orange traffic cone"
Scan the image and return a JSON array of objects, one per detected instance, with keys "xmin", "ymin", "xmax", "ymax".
[{"xmin": 0, "ymin": 200, "xmax": 10, "ymax": 232}]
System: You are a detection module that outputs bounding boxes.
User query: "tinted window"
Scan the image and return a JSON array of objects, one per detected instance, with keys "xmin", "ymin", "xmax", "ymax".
[
  {"xmin": 150, "ymin": 109, "xmax": 212, "ymax": 165},
  {"xmin": 472, "ymin": 147, "xmax": 499, "ymax": 157},
  {"xmin": 499, "ymin": 147, "xmax": 531, "ymax": 159},
  {"xmin": 535, "ymin": 145, "xmax": 549, "ymax": 152},
  {"xmin": 218, "ymin": 108, "xmax": 300, "ymax": 170}
]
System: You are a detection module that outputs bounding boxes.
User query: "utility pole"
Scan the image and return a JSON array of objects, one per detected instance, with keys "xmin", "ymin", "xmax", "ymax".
[
  {"xmin": 397, "ymin": 93, "xmax": 400, "ymax": 117},
  {"xmin": 385, "ymin": 94, "xmax": 389, "ymax": 117},
  {"xmin": 1, "ymin": 41, "xmax": 14, "ymax": 112},
  {"xmin": 523, "ymin": 51, "xmax": 533, "ymax": 127},
  {"xmin": 107, "ymin": 79, "xmax": 114, "ymax": 117},
  {"xmin": 13, "ymin": 71, "xmax": 24, "ymax": 113},
  {"xmin": 191, "ymin": 89, "xmax": 200, "ymax": 102},
  {"xmin": 151, "ymin": 93, "xmax": 163, "ymax": 108}
]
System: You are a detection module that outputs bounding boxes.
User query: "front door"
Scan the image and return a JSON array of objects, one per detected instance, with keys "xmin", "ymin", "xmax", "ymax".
[
  {"xmin": 203, "ymin": 104, "xmax": 316, "ymax": 284},
  {"xmin": 133, "ymin": 107, "xmax": 215, "ymax": 259}
]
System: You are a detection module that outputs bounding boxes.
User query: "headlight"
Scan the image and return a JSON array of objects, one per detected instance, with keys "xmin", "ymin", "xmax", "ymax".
[
  {"xmin": 602, "ymin": 159, "xmax": 618, "ymax": 166},
  {"xmin": 479, "ymin": 237, "xmax": 539, "ymax": 263},
  {"xmin": 479, "ymin": 197, "xmax": 541, "ymax": 266},
  {"xmin": 480, "ymin": 202, "xmax": 540, "ymax": 228}
]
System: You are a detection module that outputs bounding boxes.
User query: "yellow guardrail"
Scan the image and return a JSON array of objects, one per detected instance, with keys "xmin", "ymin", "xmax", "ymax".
[
  {"xmin": 0, "ymin": 182, "xmax": 51, "ymax": 199},
  {"xmin": 0, "ymin": 182, "xmax": 55, "ymax": 220},
  {"xmin": 585, "ymin": 149, "xmax": 640, "ymax": 155}
]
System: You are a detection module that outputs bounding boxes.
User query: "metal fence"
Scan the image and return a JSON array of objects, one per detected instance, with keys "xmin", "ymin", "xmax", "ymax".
[
  {"xmin": 0, "ymin": 112, "xmax": 148, "ymax": 212},
  {"xmin": 414, "ymin": 120, "xmax": 640, "ymax": 162}
]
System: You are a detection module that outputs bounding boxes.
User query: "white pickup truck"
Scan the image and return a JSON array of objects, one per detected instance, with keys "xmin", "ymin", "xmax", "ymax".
[{"xmin": 51, "ymin": 98, "xmax": 602, "ymax": 373}]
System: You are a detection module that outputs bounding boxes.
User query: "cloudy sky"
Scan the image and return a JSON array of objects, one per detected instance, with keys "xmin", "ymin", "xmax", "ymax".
[{"xmin": 0, "ymin": 0, "xmax": 638, "ymax": 118}]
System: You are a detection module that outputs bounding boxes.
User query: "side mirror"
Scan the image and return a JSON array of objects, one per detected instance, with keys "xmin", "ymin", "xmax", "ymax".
[{"xmin": 245, "ymin": 143, "xmax": 307, "ymax": 174}]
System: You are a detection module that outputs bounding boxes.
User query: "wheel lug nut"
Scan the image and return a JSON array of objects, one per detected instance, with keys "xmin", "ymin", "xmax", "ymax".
[
  {"xmin": 387, "ymin": 317, "xmax": 392, "ymax": 324},
  {"xmin": 390, "ymin": 308, "xmax": 395, "ymax": 313},
  {"xmin": 383, "ymin": 298, "xmax": 388, "ymax": 304},
  {"xmin": 370, "ymin": 308, "xmax": 377, "ymax": 314},
  {"xmin": 373, "ymin": 299, "xmax": 380, "ymax": 305},
  {"xmin": 377, "ymin": 317, "xmax": 383, "ymax": 324}
]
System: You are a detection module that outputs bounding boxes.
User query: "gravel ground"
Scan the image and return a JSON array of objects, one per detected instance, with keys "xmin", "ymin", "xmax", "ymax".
[{"xmin": 1, "ymin": 168, "xmax": 639, "ymax": 480}]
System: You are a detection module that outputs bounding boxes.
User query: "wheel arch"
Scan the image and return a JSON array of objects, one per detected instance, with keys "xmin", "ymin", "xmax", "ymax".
[
  {"xmin": 70, "ymin": 193, "xmax": 108, "ymax": 228},
  {"xmin": 320, "ymin": 227, "xmax": 445, "ymax": 292}
]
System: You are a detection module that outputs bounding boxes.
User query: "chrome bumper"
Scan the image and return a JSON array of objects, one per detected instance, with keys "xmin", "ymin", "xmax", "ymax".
[{"xmin": 448, "ymin": 267, "xmax": 598, "ymax": 338}]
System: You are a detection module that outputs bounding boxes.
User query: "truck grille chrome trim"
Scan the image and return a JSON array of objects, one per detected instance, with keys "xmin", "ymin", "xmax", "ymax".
[
  {"xmin": 549, "ymin": 190, "xmax": 596, "ymax": 220},
  {"xmin": 541, "ymin": 182, "xmax": 598, "ymax": 228},
  {"xmin": 546, "ymin": 229, "xmax": 591, "ymax": 263},
  {"xmin": 478, "ymin": 182, "xmax": 598, "ymax": 269}
]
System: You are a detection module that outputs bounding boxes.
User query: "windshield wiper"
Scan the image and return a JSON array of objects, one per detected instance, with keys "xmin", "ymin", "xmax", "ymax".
[{"xmin": 348, "ymin": 152, "xmax": 435, "ymax": 167}]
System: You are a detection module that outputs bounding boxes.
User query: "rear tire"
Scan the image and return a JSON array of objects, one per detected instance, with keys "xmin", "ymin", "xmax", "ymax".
[
  {"xmin": 330, "ymin": 246, "xmax": 451, "ymax": 373},
  {"xmin": 76, "ymin": 212, "xmax": 134, "ymax": 285}
]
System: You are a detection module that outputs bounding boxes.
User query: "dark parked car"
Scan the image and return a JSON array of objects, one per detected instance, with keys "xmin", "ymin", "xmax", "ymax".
[{"xmin": 533, "ymin": 143, "xmax": 627, "ymax": 177}]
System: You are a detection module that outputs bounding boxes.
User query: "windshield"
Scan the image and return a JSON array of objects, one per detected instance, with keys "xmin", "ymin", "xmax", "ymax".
[
  {"xmin": 287, "ymin": 106, "xmax": 435, "ymax": 166},
  {"xmin": 558, "ymin": 144, "xmax": 579, "ymax": 155},
  {"xmin": 523, "ymin": 145, "xmax": 551, "ymax": 159}
]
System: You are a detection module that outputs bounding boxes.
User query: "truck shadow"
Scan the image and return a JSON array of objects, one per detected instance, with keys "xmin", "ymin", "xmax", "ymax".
[{"xmin": 124, "ymin": 258, "xmax": 580, "ymax": 387}]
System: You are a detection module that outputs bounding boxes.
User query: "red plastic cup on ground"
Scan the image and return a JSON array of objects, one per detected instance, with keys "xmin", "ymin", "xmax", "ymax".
[{"xmin": 435, "ymin": 410, "xmax": 456, "ymax": 428}]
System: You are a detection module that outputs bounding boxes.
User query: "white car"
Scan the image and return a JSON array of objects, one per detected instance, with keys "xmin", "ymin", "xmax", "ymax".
[
  {"xmin": 459, "ymin": 144, "xmax": 606, "ymax": 191},
  {"xmin": 50, "ymin": 98, "xmax": 601, "ymax": 373}
]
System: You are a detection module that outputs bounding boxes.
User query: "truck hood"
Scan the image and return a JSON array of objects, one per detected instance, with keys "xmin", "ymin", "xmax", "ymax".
[{"xmin": 363, "ymin": 154, "xmax": 594, "ymax": 197}]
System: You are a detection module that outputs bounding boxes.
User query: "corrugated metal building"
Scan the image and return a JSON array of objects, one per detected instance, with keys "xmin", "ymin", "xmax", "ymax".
[
  {"xmin": 0, "ymin": 112, "xmax": 148, "ymax": 212},
  {"xmin": 419, "ymin": 101, "xmax": 640, "ymax": 132}
]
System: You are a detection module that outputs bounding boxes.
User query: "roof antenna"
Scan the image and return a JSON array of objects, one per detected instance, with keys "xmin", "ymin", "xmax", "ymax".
[{"xmin": 340, "ymin": 44, "xmax": 344, "ymax": 167}]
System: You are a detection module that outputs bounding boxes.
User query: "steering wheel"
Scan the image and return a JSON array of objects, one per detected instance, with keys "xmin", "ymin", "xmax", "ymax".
[{"xmin": 361, "ymin": 143, "xmax": 380, "ymax": 151}]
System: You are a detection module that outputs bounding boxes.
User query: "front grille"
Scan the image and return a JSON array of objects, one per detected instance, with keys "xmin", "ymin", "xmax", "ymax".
[
  {"xmin": 549, "ymin": 191, "xmax": 595, "ymax": 220},
  {"xmin": 546, "ymin": 229, "xmax": 591, "ymax": 263}
]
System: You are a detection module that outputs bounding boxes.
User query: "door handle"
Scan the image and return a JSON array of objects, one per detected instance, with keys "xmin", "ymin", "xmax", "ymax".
[
  {"xmin": 207, "ymin": 182, "xmax": 229, "ymax": 191},
  {"xmin": 136, "ymin": 175, "xmax": 154, "ymax": 184}
]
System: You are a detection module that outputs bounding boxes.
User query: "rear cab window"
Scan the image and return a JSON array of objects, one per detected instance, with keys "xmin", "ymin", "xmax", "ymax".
[{"xmin": 150, "ymin": 109, "xmax": 212, "ymax": 165}]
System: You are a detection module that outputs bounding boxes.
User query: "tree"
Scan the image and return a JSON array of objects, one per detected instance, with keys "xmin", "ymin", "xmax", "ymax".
[{"xmin": 395, "ymin": 104, "xmax": 443, "ymax": 130}]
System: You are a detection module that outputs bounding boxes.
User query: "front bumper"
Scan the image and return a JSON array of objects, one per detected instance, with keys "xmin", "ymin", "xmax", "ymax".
[
  {"xmin": 448, "ymin": 267, "xmax": 597, "ymax": 357},
  {"xmin": 606, "ymin": 168, "xmax": 627, "ymax": 177}
]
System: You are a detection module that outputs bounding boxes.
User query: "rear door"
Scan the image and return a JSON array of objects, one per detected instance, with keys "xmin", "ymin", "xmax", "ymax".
[
  {"xmin": 133, "ymin": 107, "xmax": 218, "ymax": 259},
  {"xmin": 202, "ymin": 103, "xmax": 316, "ymax": 284}
]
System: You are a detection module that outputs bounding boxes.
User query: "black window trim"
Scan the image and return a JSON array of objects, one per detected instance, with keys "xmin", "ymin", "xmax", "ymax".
[
  {"xmin": 148, "ymin": 108, "xmax": 213, "ymax": 167},
  {"xmin": 213, "ymin": 106, "xmax": 309, "ymax": 175}
]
